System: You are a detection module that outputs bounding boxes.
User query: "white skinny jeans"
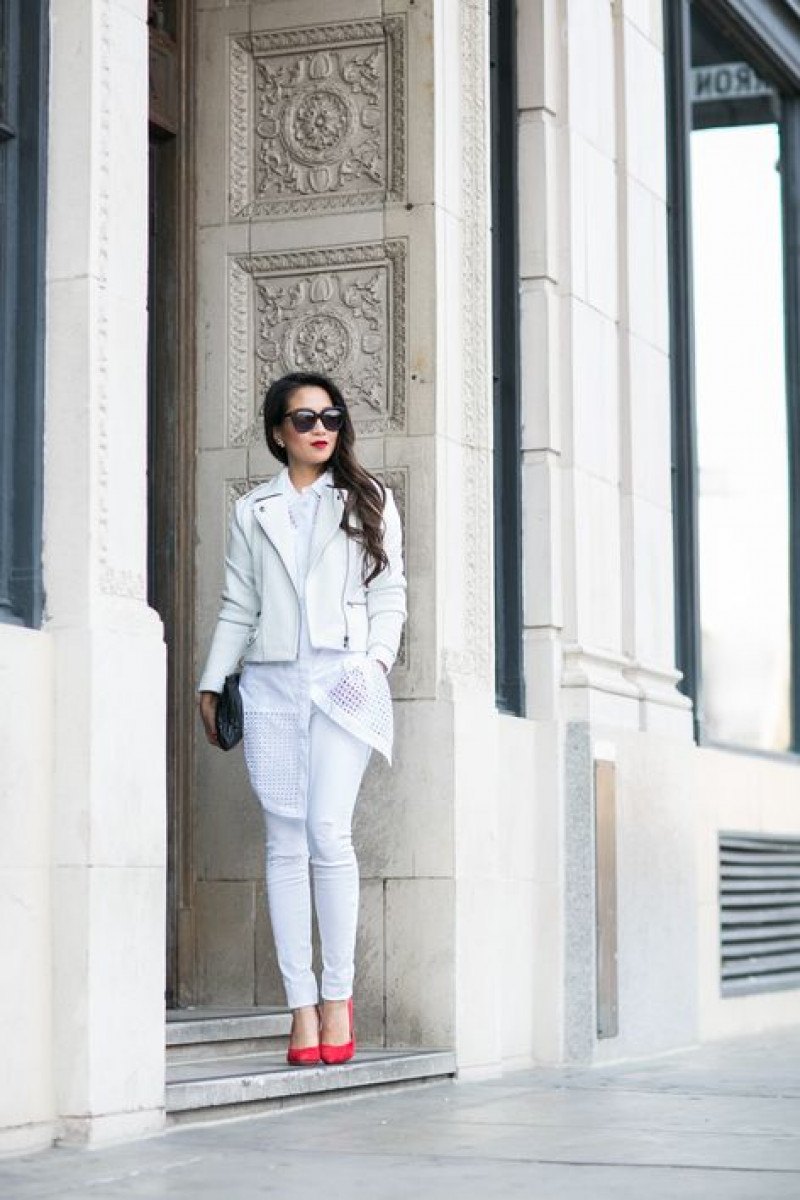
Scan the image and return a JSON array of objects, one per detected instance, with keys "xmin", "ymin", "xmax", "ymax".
[{"xmin": 264, "ymin": 705, "xmax": 372, "ymax": 1010}]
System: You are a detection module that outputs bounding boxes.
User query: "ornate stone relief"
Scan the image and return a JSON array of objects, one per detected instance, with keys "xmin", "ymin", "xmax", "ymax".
[
  {"xmin": 229, "ymin": 19, "xmax": 406, "ymax": 219},
  {"xmin": 442, "ymin": 0, "xmax": 493, "ymax": 685},
  {"xmin": 97, "ymin": 0, "xmax": 145, "ymax": 601},
  {"xmin": 227, "ymin": 240, "xmax": 407, "ymax": 445},
  {"xmin": 225, "ymin": 477, "xmax": 268, "ymax": 522},
  {"xmin": 378, "ymin": 467, "xmax": 408, "ymax": 669},
  {"xmin": 224, "ymin": 466, "xmax": 408, "ymax": 668}
]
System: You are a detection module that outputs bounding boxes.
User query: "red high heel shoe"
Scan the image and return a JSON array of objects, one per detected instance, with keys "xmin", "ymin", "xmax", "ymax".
[
  {"xmin": 320, "ymin": 997, "xmax": 355, "ymax": 1065},
  {"xmin": 287, "ymin": 1044, "xmax": 321, "ymax": 1066},
  {"xmin": 286, "ymin": 1006, "xmax": 321, "ymax": 1066}
]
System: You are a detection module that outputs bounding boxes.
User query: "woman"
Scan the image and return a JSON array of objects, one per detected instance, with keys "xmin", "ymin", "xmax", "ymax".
[{"xmin": 198, "ymin": 371, "xmax": 406, "ymax": 1066}]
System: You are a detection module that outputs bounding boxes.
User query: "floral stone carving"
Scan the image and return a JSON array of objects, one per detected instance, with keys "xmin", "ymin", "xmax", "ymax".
[
  {"xmin": 228, "ymin": 241, "xmax": 407, "ymax": 444},
  {"xmin": 229, "ymin": 19, "xmax": 406, "ymax": 219}
]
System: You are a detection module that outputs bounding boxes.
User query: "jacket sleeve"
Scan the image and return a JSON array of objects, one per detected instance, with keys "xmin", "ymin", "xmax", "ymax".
[
  {"xmin": 197, "ymin": 499, "xmax": 260, "ymax": 693},
  {"xmin": 366, "ymin": 486, "xmax": 407, "ymax": 672}
]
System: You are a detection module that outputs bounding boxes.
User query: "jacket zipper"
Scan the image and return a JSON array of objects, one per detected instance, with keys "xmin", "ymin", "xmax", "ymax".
[{"xmin": 341, "ymin": 535, "xmax": 349, "ymax": 648}]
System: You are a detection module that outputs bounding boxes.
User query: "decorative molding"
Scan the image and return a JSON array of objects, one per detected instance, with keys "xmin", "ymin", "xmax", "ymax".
[
  {"xmin": 97, "ymin": 0, "xmax": 146, "ymax": 601},
  {"xmin": 227, "ymin": 239, "xmax": 407, "ymax": 444},
  {"xmin": 377, "ymin": 467, "xmax": 407, "ymax": 526},
  {"xmin": 228, "ymin": 251, "xmax": 253, "ymax": 447},
  {"xmin": 460, "ymin": 0, "xmax": 491, "ymax": 453},
  {"xmin": 444, "ymin": 1, "xmax": 493, "ymax": 684},
  {"xmin": 375, "ymin": 466, "xmax": 408, "ymax": 669},
  {"xmin": 562, "ymin": 644, "xmax": 642, "ymax": 698},
  {"xmin": 452, "ymin": 447, "xmax": 492, "ymax": 682},
  {"xmin": 228, "ymin": 18, "xmax": 406, "ymax": 220},
  {"xmin": 622, "ymin": 661, "xmax": 693, "ymax": 713},
  {"xmin": 226, "ymin": 476, "xmax": 269, "ymax": 522},
  {"xmin": 561, "ymin": 646, "xmax": 693, "ymax": 720},
  {"xmin": 229, "ymin": 36, "xmax": 251, "ymax": 219}
]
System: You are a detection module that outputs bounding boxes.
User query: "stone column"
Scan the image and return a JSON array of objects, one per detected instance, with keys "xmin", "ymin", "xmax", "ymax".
[
  {"xmin": 45, "ymin": 0, "xmax": 167, "ymax": 1144},
  {"xmin": 518, "ymin": 0, "xmax": 564, "ymax": 724},
  {"xmin": 436, "ymin": 0, "xmax": 505, "ymax": 1074},
  {"xmin": 516, "ymin": 0, "xmax": 567, "ymax": 1064},
  {"xmin": 538, "ymin": 0, "xmax": 690, "ymax": 732},
  {"xmin": 516, "ymin": 0, "xmax": 695, "ymax": 1065},
  {"xmin": 615, "ymin": 2, "xmax": 692, "ymax": 734},
  {"xmin": 557, "ymin": 0, "xmax": 635, "ymax": 728}
]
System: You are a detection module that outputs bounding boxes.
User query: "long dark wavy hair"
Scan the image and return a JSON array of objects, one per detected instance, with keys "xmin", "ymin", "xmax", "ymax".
[{"xmin": 263, "ymin": 372, "xmax": 388, "ymax": 584}]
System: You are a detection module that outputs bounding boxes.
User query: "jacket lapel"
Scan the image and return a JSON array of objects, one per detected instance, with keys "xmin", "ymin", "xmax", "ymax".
[
  {"xmin": 252, "ymin": 472, "xmax": 298, "ymax": 595},
  {"xmin": 308, "ymin": 482, "xmax": 346, "ymax": 574}
]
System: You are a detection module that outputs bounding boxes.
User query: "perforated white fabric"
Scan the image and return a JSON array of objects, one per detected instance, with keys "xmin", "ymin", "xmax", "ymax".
[
  {"xmin": 243, "ymin": 709, "xmax": 304, "ymax": 817},
  {"xmin": 311, "ymin": 655, "xmax": 393, "ymax": 763}
]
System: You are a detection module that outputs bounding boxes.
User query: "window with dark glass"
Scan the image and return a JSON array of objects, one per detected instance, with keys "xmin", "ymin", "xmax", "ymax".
[
  {"xmin": 666, "ymin": 1, "xmax": 800, "ymax": 753},
  {"xmin": 489, "ymin": 0, "xmax": 524, "ymax": 716},
  {"xmin": 0, "ymin": 0, "xmax": 47, "ymax": 628}
]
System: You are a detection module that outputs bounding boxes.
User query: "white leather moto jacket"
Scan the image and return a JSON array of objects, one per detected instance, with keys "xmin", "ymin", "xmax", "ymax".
[{"xmin": 198, "ymin": 468, "xmax": 407, "ymax": 694}]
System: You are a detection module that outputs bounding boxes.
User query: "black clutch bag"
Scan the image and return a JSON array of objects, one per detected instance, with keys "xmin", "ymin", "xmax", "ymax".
[{"xmin": 215, "ymin": 672, "xmax": 243, "ymax": 751}]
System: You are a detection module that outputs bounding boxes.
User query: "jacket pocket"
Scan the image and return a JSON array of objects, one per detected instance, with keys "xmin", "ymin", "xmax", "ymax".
[{"xmin": 344, "ymin": 599, "xmax": 368, "ymax": 647}]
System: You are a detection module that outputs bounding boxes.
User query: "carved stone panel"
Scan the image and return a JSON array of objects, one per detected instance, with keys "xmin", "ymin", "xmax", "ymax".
[
  {"xmin": 226, "ymin": 477, "xmax": 268, "ymax": 522},
  {"xmin": 228, "ymin": 240, "xmax": 407, "ymax": 444},
  {"xmin": 229, "ymin": 18, "xmax": 406, "ymax": 219},
  {"xmin": 379, "ymin": 467, "xmax": 408, "ymax": 669}
]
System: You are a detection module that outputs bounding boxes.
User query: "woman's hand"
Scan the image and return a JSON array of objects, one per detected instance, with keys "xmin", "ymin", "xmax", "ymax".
[{"xmin": 199, "ymin": 691, "xmax": 220, "ymax": 746}]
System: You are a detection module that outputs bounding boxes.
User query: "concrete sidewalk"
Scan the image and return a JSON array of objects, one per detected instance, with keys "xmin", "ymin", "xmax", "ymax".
[{"xmin": 3, "ymin": 1028, "xmax": 800, "ymax": 1198}]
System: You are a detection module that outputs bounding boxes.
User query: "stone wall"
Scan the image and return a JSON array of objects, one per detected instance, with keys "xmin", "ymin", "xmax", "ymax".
[
  {"xmin": 0, "ymin": 629, "xmax": 54, "ymax": 1154},
  {"xmin": 1, "ymin": 0, "xmax": 166, "ymax": 1153}
]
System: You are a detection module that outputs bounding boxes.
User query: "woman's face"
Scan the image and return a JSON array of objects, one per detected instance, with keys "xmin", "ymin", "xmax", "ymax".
[{"xmin": 277, "ymin": 385, "xmax": 340, "ymax": 472}]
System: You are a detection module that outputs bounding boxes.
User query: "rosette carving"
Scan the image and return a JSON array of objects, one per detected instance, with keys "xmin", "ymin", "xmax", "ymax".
[
  {"xmin": 229, "ymin": 19, "xmax": 406, "ymax": 218},
  {"xmin": 227, "ymin": 241, "xmax": 407, "ymax": 444}
]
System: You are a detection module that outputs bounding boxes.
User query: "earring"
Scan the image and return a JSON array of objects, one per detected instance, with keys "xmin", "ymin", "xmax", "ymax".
[{"xmin": 275, "ymin": 438, "xmax": 284, "ymax": 448}]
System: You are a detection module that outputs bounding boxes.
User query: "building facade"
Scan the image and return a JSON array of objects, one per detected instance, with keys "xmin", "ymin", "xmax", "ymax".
[{"xmin": 2, "ymin": 0, "xmax": 800, "ymax": 1156}]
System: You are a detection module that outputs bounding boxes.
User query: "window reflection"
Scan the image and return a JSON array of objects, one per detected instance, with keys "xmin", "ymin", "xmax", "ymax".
[{"xmin": 690, "ymin": 13, "xmax": 791, "ymax": 751}]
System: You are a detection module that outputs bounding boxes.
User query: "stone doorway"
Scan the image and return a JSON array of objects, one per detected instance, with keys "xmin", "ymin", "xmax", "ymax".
[
  {"xmin": 188, "ymin": 2, "xmax": 416, "ymax": 1026},
  {"xmin": 164, "ymin": 0, "xmax": 464, "ymax": 1059}
]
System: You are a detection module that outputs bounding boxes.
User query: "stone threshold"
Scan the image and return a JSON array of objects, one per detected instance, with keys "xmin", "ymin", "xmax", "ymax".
[
  {"xmin": 166, "ymin": 1048, "xmax": 457, "ymax": 1122},
  {"xmin": 167, "ymin": 1006, "xmax": 291, "ymax": 1047},
  {"xmin": 165, "ymin": 1008, "xmax": 456, "ymax": 1124}
]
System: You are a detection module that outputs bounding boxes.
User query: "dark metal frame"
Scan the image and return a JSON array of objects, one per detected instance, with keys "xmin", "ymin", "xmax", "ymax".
[
  {"xmin": 665, "ymin": 0, "xmax": 800, "ymax": 751},
  {"xmin": 781, "ymin": 96, "xmax": 800, "ymax": 758},
  {"xmin": 0, "ymin": 0, "xmax": 48, "ymax": 628},
  {"xmin": 704, "ymin": 0, "xmax": 800, "ymax": 85},
  {"xmin": 489, "ymin": 0, "xmax": 525, "ymax": 717},
  {"xmin": 665, "ymin": 0, "xmax": 704, "ymax": 740}
]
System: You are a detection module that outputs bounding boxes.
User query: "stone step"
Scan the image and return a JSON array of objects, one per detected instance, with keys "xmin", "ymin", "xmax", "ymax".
[
  {"xmin": 166, "ymin": 1007, "xmax": 292, "ymax": 1065},
  {"xmin": 166, "ymin": 1048, "xmax": 457, "ymax": 1123}
]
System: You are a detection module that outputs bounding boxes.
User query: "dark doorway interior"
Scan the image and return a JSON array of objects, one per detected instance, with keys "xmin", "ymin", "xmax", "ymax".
[{"xmin": 147, "ymin": 0, "xmax": 196, "ymax": 1008}]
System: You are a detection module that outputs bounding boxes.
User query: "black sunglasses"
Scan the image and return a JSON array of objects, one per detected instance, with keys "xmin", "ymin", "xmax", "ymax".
[{"xmin": 282, "ymin": 406, "xmax": 345, "ymax": 434}]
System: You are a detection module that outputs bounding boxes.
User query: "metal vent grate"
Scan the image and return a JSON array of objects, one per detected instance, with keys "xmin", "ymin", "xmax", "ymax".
[{"xmin": 720, "ymin": 832, "xmax": 800, "ymax": 997}]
